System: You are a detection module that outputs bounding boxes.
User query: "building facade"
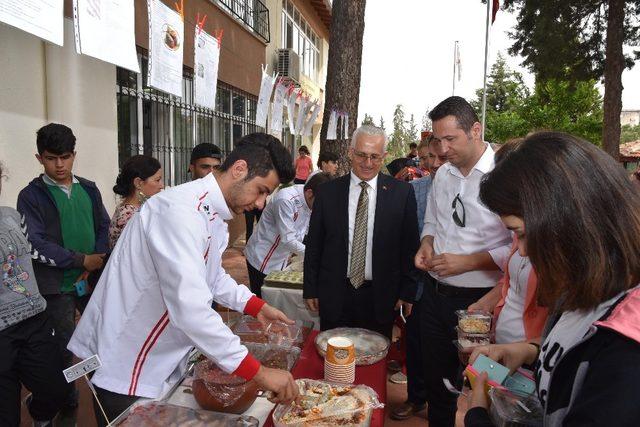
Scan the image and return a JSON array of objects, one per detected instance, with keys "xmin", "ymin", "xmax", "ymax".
[{"xmin": 621, "ymin": 110, "xmax": 640, "ymax": 127}]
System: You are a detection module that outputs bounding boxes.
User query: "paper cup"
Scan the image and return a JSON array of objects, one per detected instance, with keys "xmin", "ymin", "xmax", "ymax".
[
  {"xmin": 326, "ymin": 336, "xmax": 356, "ymax": 365},
  {"xmin": 324, "ymin": 358, "xmax": 355, "ymax": 383}
]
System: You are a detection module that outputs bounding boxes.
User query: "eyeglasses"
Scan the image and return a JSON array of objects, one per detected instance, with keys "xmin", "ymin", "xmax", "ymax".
[
  {"xmin": 452, "ymin": 193, "xmax": 466, "ymax": 227},
  {"xmin": 353, "ymin": 150, "xmax": 384, "ymax": 164}
]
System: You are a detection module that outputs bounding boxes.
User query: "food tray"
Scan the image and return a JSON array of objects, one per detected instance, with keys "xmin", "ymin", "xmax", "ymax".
[
  {"xmin": 264, "ymin": 271, "xmax": 304, "ymax": 289},
  {"xmin": 244, "ymin": 342, "xmax": 301, "ymax": 371},
  {"xmin": 315, "ymin": 328, "xmax": 390, "ymax": 366},
  {"xmin": 456, "ymin": 310, "xmax": 492, "ymax": 333},
  {"xmin": 272, "ymin": 379, "xmax": 383, "ymax": 427},
  {"xmin": 111, "ymin": 400, "xmax": 259, "ymax": 426}
]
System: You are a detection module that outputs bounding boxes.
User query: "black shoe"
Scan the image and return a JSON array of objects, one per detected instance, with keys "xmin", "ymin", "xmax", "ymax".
[{"xmin": 390, "ymin": 401, "xmax": 427, "ymax": 421}]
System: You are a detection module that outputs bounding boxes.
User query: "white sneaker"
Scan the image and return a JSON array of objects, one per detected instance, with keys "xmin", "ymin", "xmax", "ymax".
[{"xmin": 389, "ymin": 371, "xmax": 408, "ymax": 384}]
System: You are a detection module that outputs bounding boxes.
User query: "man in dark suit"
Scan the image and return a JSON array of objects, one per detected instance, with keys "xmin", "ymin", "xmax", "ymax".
[{"xmin": 303, "ymin": 125, "xmax": 420, "ymax": 338}]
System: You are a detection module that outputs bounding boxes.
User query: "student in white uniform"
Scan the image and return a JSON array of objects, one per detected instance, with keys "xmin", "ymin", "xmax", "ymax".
[
  {"xmin": 245, "ymin": 172, "xmax": 333, "ymax": 297},
  {"xmin": 68, "ymin": 133, "xmax": 299, "ymax": 426}
]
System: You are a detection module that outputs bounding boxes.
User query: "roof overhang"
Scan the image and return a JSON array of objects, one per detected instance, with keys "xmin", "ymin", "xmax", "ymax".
[{"xmin": 309, "ymin": 0, "xmax": 332, "ymax": 32}]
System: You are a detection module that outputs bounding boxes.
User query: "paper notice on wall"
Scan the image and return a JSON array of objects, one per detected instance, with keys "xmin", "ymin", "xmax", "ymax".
[
  {"xmin": 303, "ymin": 101, "xmax": 322, "ymax": 137},
  {"xmin": 194, "ymin": 29, "xmax": 221, "ymax": 110},
  {"xmin": 0, "ymin": 0, "xmax": 64, "ymax": 45},
  {"xmin": 286, "ymin": 89, "xmax": 298, "ymax": 134},
  {"xmin": 326, "ymin": 109, "xmax": 338, "ymax": 140},
  {"xmin": 256, "ymin": 65, "xmax": 276, "ymax": 128},
  {"xmin": 73, "ymin": 0, "xmax": 139, "ymax": 72},
  {"xmin": 148, "ymin": 0, "xmax": 184, "ymax": 97},
  {"xmin": 270, "ymin": 81, "xmax": 287, "ymax": 135},
  {"xmin": 295, "ymin": 97, "xmax": 310, "ymax": 136}
]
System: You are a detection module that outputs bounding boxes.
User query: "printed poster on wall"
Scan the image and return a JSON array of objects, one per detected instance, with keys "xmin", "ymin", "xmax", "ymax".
[
  {"xmin": 148, "ymin": 0, "xmax": 184, "ymax": 97},
  {"xmin": 73, "ymin": 0, "xmax": 139, "ymax": 73},
  {"xmin": 0, "ymin": 0, "xmax": 64, "ymax": 46},
  {"xmin": 194, "ymin": 28, "xmax": 221, "ymax": 110}
]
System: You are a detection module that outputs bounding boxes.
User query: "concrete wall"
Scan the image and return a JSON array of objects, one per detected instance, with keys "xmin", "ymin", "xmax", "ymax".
[{"xmin": 0, "ymin": 20, "xmax": 119, "ymax": 213}]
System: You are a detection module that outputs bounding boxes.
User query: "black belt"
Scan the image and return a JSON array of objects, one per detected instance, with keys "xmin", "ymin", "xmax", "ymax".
[
  {"xmin": 346, "ymin": 279, "xmax": 373, "ymax": 288},
  {"xmin": 432, "ymin": 280, "xmax": 492, "ymax": 299}
]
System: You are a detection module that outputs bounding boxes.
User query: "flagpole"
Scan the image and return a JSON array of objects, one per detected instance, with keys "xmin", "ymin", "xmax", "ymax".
[
  {"xmin": 452, "ymin": 41, "xmax": 458, "ymax": 96},
  {"xmin": 481, "ymin": 1, "xmax": 492, "ymax": 140}
]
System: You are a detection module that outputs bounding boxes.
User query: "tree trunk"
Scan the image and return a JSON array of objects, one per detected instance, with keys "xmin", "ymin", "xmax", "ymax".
[
  {"xmin": 602, "ymin": 0, "xmax": 624, "ymax": 160},
  {"xmin": 320, "ymin": 0, "xmax": 367, "ymax": 175}
]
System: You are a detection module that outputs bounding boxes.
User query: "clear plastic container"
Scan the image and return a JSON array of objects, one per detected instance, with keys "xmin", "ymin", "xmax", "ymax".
[
  {"xmin": 455, "ymin": 310, "xmax": 492, "ymax": 333},
  {"xmin": 456, "ymin": 327, "xmax": 491, "ymax": 348},
  {"xmin": 266, "ymin": 321, "xmax": 303, "ymax": 347},
  {"xmin": 232, "ymin": 315, "xmax": 269, "ymax": 344},
  {"xmin": 488, "ymin": 387, "xmax": 543, "ymax": 427},
  {"xmin": 272, "ymin": 379, "xmax": 383, "ymax": 427},
  {"xmin": 114, "ymin": 401, "xmax": 259, "ymax": 426},
  {"xmin": 244, "ymin": 342, "xmax": 301, "ymax": 371}
]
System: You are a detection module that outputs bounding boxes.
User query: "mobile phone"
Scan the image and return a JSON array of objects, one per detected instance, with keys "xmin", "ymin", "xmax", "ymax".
[{"xmin": 75, "ymin": 279, "xmax": 88, "ymax": 297}]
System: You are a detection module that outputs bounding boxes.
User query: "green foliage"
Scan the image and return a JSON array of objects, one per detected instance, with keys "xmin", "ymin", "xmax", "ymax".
[
  {"xmin": 387, "ymin": 105, "xmax": 418, "ymax": 159},
  {"xmin": 474, "ymin": 55, "xmax": 603, "ymax": 145},
  {"xmin": 361, "ymin": 113, "xmax": 375, "ymax": 126},
  {"xmin": 379, "ymin": 116, "xmax": 386, "ymax": 131},
  {"xmin": 621, "ymin": 124, "xmax": 640, "ymax": 144}
]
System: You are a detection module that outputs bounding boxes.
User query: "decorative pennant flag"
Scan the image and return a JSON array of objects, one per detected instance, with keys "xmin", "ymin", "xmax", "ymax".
[
  {"xmin": 269, "ymin": 80, "xmax": 288, "ymax": 134},
  {"xmin": 295, "ymin": 96, "xmax": 310, "ymax": 136},
  {"xmin": 326, "ymin": 109, "xmax": 338, "ymax": 140},
  {"xmin": 147, "ymin": 0, "xmax": 184, "ymax": 97},
  {"xmin": 286, "ymin": 88, "xmax": 298, "ymax": 134},
  {"xmin": 194, "ymin": 23, "xmax": 222, "ymax": 110},
  {"xmin": 302, "ymin": 101, "xmax": 322, "ymax": 137},
  {"xmin": 256, "ymin": 65, "xmax": 276, "ymax": 128},
  {"xmin": 73, "ymin": 0, "xmax": 140, "ymax": 72}
]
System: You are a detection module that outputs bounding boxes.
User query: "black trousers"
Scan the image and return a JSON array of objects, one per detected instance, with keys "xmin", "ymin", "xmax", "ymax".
[
  {"xmin": 406, "ymin": 290, "xmax": 426, "ymax": 405},
  {"xmin": 420, "ymin": 276, "xmax": 492, "ymax": 427},
  {"xmin": 93, "ymin": 386, "xmax": 139, "ymax": 427},
  {"xmin": 244, "ymin": 208, "xmax": 263, "ymax": 241},
  {"xmin": 319, "ymin": 280, "xmax": 393, "ymax": 339},
  {"xmin": 0, "ymin": 311, "xmax": 72, "ymax": 426},
  {"xmin": 247, "ymin": 260, "xmax": 267, "ymax": 298}
]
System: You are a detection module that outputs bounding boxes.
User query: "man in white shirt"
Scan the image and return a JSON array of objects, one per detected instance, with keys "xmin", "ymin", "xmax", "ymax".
[
  {"xmin": 304, "ymin": 125, "xmax": 420, "ymax": 339},
  {"xmin": 245, "ymin": 172, "xmax": 333, "ymax": 297},
  {"xmin": 414, "ymin": 97, "xmax": 511, "ymax": 427},
  {"xmin": 68, "ymin": 133, "xmax": 300, "ymax": 426}
]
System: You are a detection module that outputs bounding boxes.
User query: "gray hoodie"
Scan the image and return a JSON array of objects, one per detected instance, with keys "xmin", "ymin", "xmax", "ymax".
[{"xmin": 0, "ymin": 207, "xmax": 46, "ymax": 330}]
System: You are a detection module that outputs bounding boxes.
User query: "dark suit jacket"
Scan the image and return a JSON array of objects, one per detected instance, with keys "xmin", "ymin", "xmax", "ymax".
[{"xmin": 303, "ymin": 172, "xmax": 420, "ymax": 324}]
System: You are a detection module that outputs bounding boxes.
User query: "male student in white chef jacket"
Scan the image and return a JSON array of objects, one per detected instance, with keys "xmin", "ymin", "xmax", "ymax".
[
  {"xmin": 68, "ymin": 133, "xmax": 300, "ymax": 426},
  {"xmin": 245, "ymin": 172, "xmax": 333, "ymax": 297}
]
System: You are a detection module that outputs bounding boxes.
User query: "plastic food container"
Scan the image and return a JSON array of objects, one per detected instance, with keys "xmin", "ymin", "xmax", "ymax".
[
  {"xmin": 315, "ymin": 328, "xmax": 390, "ymax": 366},
  {"xmin": 456, "ymin": 310, "xmax": 492, "ymax": 333},
  {"xmin": 453, "ymin": 340, "xmax": 475, "ymax": 365},
  {"xmin": 244, "ymin": 342, "xmax": 301, "ymax": 371},
  {"xmin": 113, "ymin": 401, "xmax": 259, "ymax": 426},
  {"xmin": 456, "ymin": 326, "xmax": 491, "ymax": 348},
  {"xmin": 266, "ymin": 322, "xmax": 303, "ymax": 347},
  {"xmin": 192, "ymin": 359, "xmax": 258, "ymax": 414},
  {"xmin": 272, "ymin": 379, "xmax": 383, "ymax": 427},
  {"xmin": 488, "ymin": 387, "xmax": 543, "ymax": 427}
]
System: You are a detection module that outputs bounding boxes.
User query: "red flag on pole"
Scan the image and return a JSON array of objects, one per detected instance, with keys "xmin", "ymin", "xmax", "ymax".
[{"xmin": 492, "ymin": 0, "xmax": 500, "ymax": 23}]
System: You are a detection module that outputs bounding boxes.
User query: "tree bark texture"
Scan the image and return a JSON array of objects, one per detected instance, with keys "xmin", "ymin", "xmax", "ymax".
[
  {"xmin": 319, "ymin": 0, "xmax": 367, "ymax": 175},
  {"xmin": 602, "ymin": 0, "xmax": 624, "ymax": 160}
]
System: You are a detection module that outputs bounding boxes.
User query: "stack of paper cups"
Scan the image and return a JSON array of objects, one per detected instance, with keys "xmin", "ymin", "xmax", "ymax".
[{"xmin": 324, "ymin": 336, "xmax": 356, "ymax": 384}]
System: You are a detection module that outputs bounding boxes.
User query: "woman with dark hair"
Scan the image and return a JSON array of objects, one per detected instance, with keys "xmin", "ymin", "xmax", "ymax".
[
  {"xmin": 293, "ymin": 145, "xmax": 313, "ymax": 184},
  {"xmin": 465, "ymin": 132, "xmax": 640, "ymax": 426},
  {"xmin": 109, "ymin": 155, "xmax": 163, "ymax": 249}
]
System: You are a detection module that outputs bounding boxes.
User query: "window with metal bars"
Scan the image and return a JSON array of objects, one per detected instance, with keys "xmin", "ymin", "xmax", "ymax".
[{"xmin": 117, "ymin": 56, "xmax": 259, "ymax": 187}]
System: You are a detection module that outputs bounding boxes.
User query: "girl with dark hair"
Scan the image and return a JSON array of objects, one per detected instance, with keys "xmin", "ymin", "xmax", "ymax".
[
  {"xmin": 293, "ymin": 145, "xmax": 313, "ymax": 184},
  {"xmin": 109, "ymin": 155, "xmax": 163, "ymax": 249},
  {"xmin": 465, "ymin": 132, "xmax": 640, "ymax": 426}
]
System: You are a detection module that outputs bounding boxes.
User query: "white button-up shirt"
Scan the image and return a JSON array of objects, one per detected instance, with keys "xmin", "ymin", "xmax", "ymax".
[
  {"xmin": 347, "ymin": 172, "xmax": 377, "ymax": 281},
  {"xmin": 422, "ymin": 144, "xmax": 511, "ymax": 288}
]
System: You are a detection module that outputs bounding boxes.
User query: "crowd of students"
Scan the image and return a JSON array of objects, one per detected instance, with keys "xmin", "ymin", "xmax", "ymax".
[{"xmin": 1, "ymin": 95, "xmax": 640, "ymax": 427}]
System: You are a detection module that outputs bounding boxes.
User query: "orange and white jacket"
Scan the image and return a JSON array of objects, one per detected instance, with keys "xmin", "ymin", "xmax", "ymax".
[{"xmin": 68, "ymin": 174, "xmax": 264, "ymax": 399}]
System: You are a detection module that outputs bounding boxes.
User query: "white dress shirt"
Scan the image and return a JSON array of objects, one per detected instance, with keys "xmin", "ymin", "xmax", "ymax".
[
  {"xmin": 495, "ymin": 252, "xmax": 530, "ymax": 344},
  {"xmin": 347, "ymin": 172, "xmax": 377, "ymax": 281},
  {"xmin": 245, "ymin": 185, "xmax": 311, "ymax": 274},
  {"xmin": 422, "ymin": 144, "xmax": 511, "ymax": 288}
]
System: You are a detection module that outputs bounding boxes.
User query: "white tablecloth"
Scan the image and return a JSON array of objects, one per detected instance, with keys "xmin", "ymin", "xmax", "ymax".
[{"xmin": 261, "ymin": 285, "xmax": 320, "ymax": 330}]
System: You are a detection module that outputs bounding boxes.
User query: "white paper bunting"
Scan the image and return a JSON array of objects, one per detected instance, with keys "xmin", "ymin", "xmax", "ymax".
[
  {"xmin": 73, "ymin": 0, "xmax": 140, "ymax": 72},
  {"xmin": 0, "ymin": 0, "xmax": 64, "ymax": 46},
  {"xmin": 256, "ymin": 65, "xmax": 276, "ymax": 128},
  {"xmin": 194, "ymin": 29, "xmax": 221, "ymax": 110},
  {"xmin": 303, "ymin": 101, "xmax": 322, "ymax": 137},
  {"xmin": 326, "ymin": 110, "xmax": 338, "ymax": 140},
  {"xmin": 148, "ymin": 0, "xmax": 184, "ymax": 97},
  {"xmin": 269, "ymin": 81, "xmax": 287, "ymax": 135},
  {"xmin": 295, "ymin": 97, "xmax": 310, "ymax": 136},
  {"xmin": 343, "ymin": 113, "xmax": 350, "ymax": 139},
  {"xmin": 286, "ymin": 89, "xmax": 298, "ymax": 134}
]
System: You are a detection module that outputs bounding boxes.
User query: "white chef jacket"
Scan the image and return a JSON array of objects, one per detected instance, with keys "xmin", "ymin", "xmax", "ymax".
[
  {"xmin": 245, "ymin": 185, "xmax": 311, "ymax": 274},
  {"xmin": 68, "ymin": 174, "xmax": 264, "ymax": 399},
  {"xmin": 422, "ymin": 144, "xmax": 511, "ymax": 288}
]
